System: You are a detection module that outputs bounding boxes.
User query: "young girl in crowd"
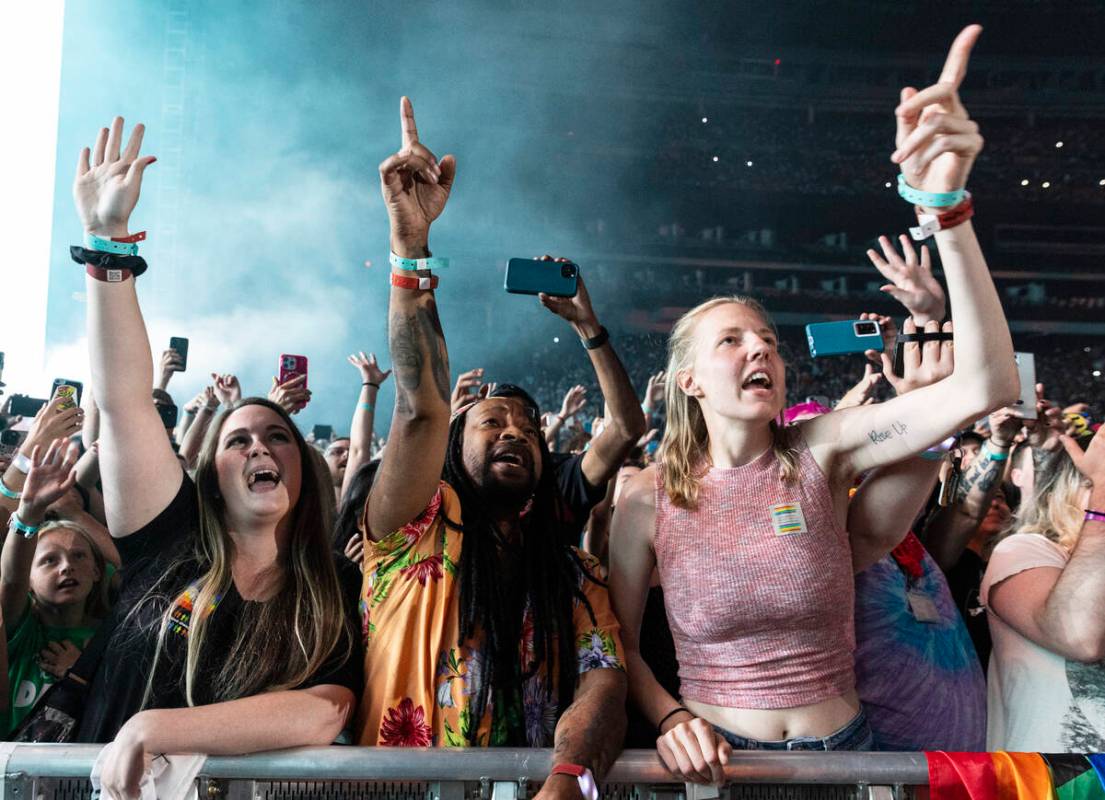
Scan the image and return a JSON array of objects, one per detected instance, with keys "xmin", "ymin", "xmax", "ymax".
[
  {"xmin": 981, "ymin": 432, "xmax": 1105, "ymax": 751},
  {"xmin": 70, "ymin": 117, "xmax": 361, "ymax": 800},
  {"xmin": 1, "ymin": 441, "xmax": 114, "ymax": 735},
  {"xmin": 609, "ymin": 25, "xmax": 1021, "ymax": 783}
]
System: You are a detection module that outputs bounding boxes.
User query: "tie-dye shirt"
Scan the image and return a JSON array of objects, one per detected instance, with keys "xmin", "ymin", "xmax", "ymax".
[{"xmin": 355, "ymin": 481, "xmax": 624, "ymax": 747}]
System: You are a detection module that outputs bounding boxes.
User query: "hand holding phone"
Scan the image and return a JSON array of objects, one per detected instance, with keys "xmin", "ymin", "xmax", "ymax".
[
  {"xmin": 505, "ymin": 257, "xmax": 579, "ymax": 298},
  {"xmin": 169, "ymin": 337, "xmax": 189, "ymax": 372},
  {"xmin": 806, "ymin": 320, "xmax": 883, "ymax": 358},
  {"xmin": 51, "ymin": 379, "xmax": 84, "ymax": 411}
]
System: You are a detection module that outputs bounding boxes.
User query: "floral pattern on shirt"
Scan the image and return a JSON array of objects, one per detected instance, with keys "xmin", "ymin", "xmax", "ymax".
[{"xmin": 356, "ymin": 482, "xmax": 624, "ymax": 748}]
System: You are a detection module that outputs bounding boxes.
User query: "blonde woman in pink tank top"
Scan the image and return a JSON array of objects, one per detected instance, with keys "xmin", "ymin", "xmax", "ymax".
[{"xmin": 609, "ymin": 25, "xmax": 1022, "ymax": 785}]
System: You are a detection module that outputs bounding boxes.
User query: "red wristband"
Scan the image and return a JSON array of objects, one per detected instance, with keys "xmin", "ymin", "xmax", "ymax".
[
  {"xmin": 111, "ymin": 231, "xmax": 147, "ymax": 244},
  {"xmin": 550, "ymin": 764, "xmax": 598, "ymax": 800},
  {"xmin": 910, "ymin": 194, "xmax": 974, "ymax": 240},
  {"xmin": 86, "ymin": 264, "xmax": 133, "ymax": 283},
  {"xmin": 390, "ymin": 273, "xmax": 438, "ymax": 291},
  {"xmin": 551, "ymin": 764, "xmax": 586, "ymax": 778}
]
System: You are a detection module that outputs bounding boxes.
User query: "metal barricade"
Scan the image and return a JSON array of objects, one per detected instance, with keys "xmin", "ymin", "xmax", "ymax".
[{"xmin": 0, "ymin": 746, "xmax": 929, "ymax": 800}]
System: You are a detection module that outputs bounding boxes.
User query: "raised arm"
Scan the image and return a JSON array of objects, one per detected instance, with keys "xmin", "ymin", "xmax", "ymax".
[
  {"xmin": 1, "ymin": 440, "xmax": 79, "ymax": 631},
  {"xmin": 544, "ymin": 384, "xmax": 587, "ymax": 450},
  {"xmin": 178, "ymin": 386, "xmax": 220, "ymax": 470},
  {"xmin": 341, "ymin": 352, "xmax": 390, "ymax": 502},
  {"xmin": 805, "ymin": 26, "xmax": 1018, "ymax": 477},
  {"xmin": 366, "ymin": 97, "xmax": 456, "ymax": 539},
  {"xmin": 75, "ymin": 117, "xmax": 180, "ymax": 536},
  {"xmin": 538, "ymin": 266, "xmax": 647, "ymax": 487},
  {"xmin": 987, "ymin": 432, "xmax": 1105, "ymax": 662}
]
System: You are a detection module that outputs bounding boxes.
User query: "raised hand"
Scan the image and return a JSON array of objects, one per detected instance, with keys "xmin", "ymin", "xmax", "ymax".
[
  {"xmin": 347, "ymin": 352, "xmax": 392, "ymax": 386},
  {"xmin": 378, "ymin": 97, "xmax": 456, "ymax": 252},
  {"xmin": 865, "ymin": 236, "xmax": 946, "ymax": 324},
  {"xmin": 73, "ymin": 116, "xmax": 156, "ymax": 238},
  {"xmin": 269, "ymin": 374, "xmax": 310, "ymax": 415},
  {"xmin": 987, "ymin": 407, "xmax": 1023, "ymax": 449},
  {"xmin": 877, "ymin": 318, "xmax": 955, "ymax": 396},
  {"xmin": 160, "ymin": 349, "xmax": 185, "ymax": 376},
  {"xmin": 18, "ymin": 439, "xmax": 80, "ymax": 521},
  {"xmin": 536, "ymin": 257, "xmax": 598, "ymax": 327},
  {"xmin": 559, "ymin": 385, "xmax": 587, "ymax": 421},
  {"xmin": 1062, "ymin": 426, "xmax": 1103, "ymax": 484},
  {"xmin": 836, "ymin": 362, "xmax": 883, "ymax": 410},
  {"xmin": 1025, "ymin": 383, "xmax": 1065, "ymax": 452},
  {"xmin": 891, "ymin": 25, "xmax": 984, "ymax": 199},
  {"xmin": 211, "ymin": 373, "xmax": 242, "ymax": 405},
  {"xmin": 645, "ymin": 371, "xmax": 666, "ymax": 409},
  {"xmin": 21, "ymin": 397, "xmax": 83, "ymax": 458},
  {"xmin": 450, "ymin": 368, "xmax": 484, "ymax": 413}
]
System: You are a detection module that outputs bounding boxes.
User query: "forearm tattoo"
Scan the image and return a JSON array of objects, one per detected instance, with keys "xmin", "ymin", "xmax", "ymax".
[
  {"xmin": 389, "ymin": 299, "xmax": 450, "ymax": 414},
  {"xmin": 552, "ymin": 683, "xmax": 626, "ymax": 782},
  {"xmin": 954, "ymin": 447, "xmax": 1004, "ymax": 506},
  {"xmin": 867, "ymin": 420, "xmax": 909, "ymax": 445}
]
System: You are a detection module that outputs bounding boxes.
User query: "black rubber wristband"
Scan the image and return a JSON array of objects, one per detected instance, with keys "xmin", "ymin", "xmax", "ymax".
[
  {"xmin": 657, "ymin": 706, "xmax": 691, "ymax": 733},
  {"xmin": 363, "ymin": 382, "xmax": 380, "ymax": 389},
  {"xmin": 581, "ymin": 326, "xmax": 610, "ymax": 350}
]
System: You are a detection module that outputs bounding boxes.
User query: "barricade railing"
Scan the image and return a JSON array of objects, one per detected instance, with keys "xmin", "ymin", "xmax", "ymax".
[{"xmin": 0, "ymin": 745, "xmax": 930, "ymax": 800}]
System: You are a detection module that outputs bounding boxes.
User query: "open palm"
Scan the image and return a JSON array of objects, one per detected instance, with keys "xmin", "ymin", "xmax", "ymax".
[{"xmin": 72, "ymin": 117, "xmax": 156, "ymax": 238}]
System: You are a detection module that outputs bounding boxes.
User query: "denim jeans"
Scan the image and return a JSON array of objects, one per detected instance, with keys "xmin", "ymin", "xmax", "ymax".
[{"xmin": 713, "ymin": 710, "xmax": 875, "ymax": 751}]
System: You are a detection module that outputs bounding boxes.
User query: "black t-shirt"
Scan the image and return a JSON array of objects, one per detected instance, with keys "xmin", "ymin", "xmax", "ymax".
[
  {"xmin": 77, "ymin": 473, "xmax": 363, "ymax": 743},
  {"xmin": 550, "ymin": 452, "xmax": 607, "ymax": 545}
]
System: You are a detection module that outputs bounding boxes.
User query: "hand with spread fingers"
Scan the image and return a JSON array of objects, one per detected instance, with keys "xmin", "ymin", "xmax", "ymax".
[
  {"xmin": 18, "ymin": 439, "xmax": 81, "ymax": 524},
  {"xmin": 559, "ymin": 385, "xmax": 587, "ymax": 421},
  {"xmin": 878, "ymin": 318, "xmax": 955, "ymax": 396},
  {"xmin": 348, "ymin": 352, "xmax": 391, "ymax": 387},
  {"xmin": 450, "ymin": 368, "xmax": 485, "ymax": 414},
  {"xmin": 211, "ymin": 373, "xmax": 242, "ymax": 406},
  {"xmin": 891, "ymin": 25, "xmax": 984, "ymax": 202},
  {"xmin": 379, "ymin": 96, "xmax": 456, "ymax": 254},
  {"xmin": 866, "ymin": 236, "xmax": 946, "ymax": 325},
  {"xmin": 73, "ymin": 116, "xmax": 157, "ymax": 239},
  {"xmin": 836, "ymin": 362, "xmax": 883, "ymax": 410}
]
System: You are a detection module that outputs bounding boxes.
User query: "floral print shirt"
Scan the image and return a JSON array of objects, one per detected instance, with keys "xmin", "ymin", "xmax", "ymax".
[{"xmin": 355, "ymin": 481, "xmax": 624, "ymax": 747}]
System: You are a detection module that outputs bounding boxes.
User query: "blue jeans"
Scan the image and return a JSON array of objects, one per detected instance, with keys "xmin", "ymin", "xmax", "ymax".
[{"xmin": 713, "ymin": 710, "xmax": 874, "ymax": 751}]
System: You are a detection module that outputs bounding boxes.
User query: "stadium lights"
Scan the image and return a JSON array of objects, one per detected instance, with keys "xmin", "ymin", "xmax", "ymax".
[
  {"xmin": 712, "ymin": 155, "xmax": 719, "ymax": 162},
  {"xmin": 746, "ymin": 160, "xmax": 753, "ymax": 167},
  {"xmin": 553, "ymin": 337, "xmax": 560, "ymax": 344},
  {"xmin": 885, "ymin": 182, "xmax": 892, "ymax": 188},
  {"xmin": 702, "ymin": 116, "xmax": 708, "ymax": 124},
  {"xmin": 1099, "ymin": 179, "xmax": 1105, "ymax": 186},
  {"xmin": 1042, "ymin": 181, "xmax": 1051, "ymax": 188},
  {"xmin": 1020, "ymin": 179, "xmax": 1029, "ymax": 186},
  {"xmin": 1055, "ymin": 141, "xmax": 1064, "ymax": 148},
  {"xmin": 1094, "ymin": 370, "xmax": 1102, "ymax": 378}
]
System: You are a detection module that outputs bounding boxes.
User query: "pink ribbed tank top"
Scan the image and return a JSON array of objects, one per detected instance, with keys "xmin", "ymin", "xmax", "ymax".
[{"xmin": 654, "ymin": 432, "xmax": 855, "ymax": 709}]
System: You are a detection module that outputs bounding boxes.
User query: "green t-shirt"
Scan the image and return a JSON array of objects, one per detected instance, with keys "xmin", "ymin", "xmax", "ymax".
[{"xmin": 4, "ymin": 598, "xmax": 96, "ymax": 735}]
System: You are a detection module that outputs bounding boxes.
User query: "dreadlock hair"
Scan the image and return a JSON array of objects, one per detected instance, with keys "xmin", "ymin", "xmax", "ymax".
[{"xmin": 444, "ymin": 384, "xmax": 597, "ymax": 745}]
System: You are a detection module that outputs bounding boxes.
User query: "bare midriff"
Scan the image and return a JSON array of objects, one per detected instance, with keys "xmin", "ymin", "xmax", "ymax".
[{"xmin": 685, "ymin": 689, "xmax": 861, "ymax": 742}]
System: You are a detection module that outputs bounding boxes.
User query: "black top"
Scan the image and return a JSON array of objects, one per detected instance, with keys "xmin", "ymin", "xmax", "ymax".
[
  {"xmin": 77, "ymin": 473, "xmax": 362, "ymax": 743},
  {"xmin": 550, "ymin": 452, "xmax": 607, "ymax": 545}
]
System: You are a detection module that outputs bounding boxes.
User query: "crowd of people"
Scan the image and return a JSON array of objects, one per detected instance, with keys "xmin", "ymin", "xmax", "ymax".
[{"xmin": 1, "ymin": 24, "xmax": 1104, "ymax": 800}]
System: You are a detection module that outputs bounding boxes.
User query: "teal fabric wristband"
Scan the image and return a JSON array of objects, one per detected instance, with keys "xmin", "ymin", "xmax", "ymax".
[
  {"xmin": 84, "ymin": 232, "xmax": 139, "ymax": 256},
  {"xmin": 8, "ymin": 512, "xmax": 38, "ymax": 539},
  {"xmin": 389, "ymin": 252, "xmax": 450, "ymax": 271},
  {"xmin": 897, "ymin": 174, "xmax": 966, "ymax": 208},
  {"xmin": 358, "ymin": 402, "xmax": 375, "ymax": 412},
  {"xmin": 0, "ymin": 477, "xmax": 20, "ymax": 500},
  {"xmin": 984, "ymin": 445, "xmax": 1009, "ymax": 462}
]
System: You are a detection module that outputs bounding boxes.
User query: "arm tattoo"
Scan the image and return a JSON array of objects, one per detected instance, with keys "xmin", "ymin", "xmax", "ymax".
[
  {"xmin": 388, "ymin": 299, "xmax": 450, "ymax": 413},
  {"xmin": 867, "ymin": 420, "xmax": 908, "ymax": 445},
  {"xmin": 1032, "ymin": 446, "xmax": 1059, "ymax": 478},
  {"xmin": 552, "ymin": 676, "xmax": 626, "ymax": 782},
  {"xmin": 954, "ymin": 450, "xmax": 1004, "ymax": 506}
]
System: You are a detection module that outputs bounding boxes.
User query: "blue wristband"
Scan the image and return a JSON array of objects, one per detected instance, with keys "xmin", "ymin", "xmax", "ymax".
[
  {"xmin": 0, "ymin": 476, "xmax": 21, "ymax": 500},
  {"xmin": 7, "ymin": 512, "xmax": 39, "ymax": 539},
  {"xmin": 84, "ymin": 232, "xmax": 139, "ymax": 256},
  {"xmin": 897, "ymin": 174, "xmax": 966, "ymax": 208},
  {"xmin": 389, "ymin": 252, "xmax": 450, "ymax": 271},
  {"xmin": 358, "ymin": 402, "xmax": 375, "ymax": 412}
]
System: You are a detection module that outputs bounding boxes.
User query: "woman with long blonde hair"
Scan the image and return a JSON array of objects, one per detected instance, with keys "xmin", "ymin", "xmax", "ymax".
[
  {"xmin": 68, "ymin": 117, "xmax": 360, "ymax": 800},
  {"xmin": 610, "ymin": 27, "xmax": 1020, "ymax": 783},
  {"xmin": 980, "ymin": 433, "xmax": 1105, "ymax": 751}
]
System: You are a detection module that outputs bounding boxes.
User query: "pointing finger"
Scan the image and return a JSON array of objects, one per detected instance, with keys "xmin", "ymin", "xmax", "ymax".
[
  {"xmin": 400, "ymin": 96, "xmax": 419, "ymax": 148},
  {"xmin": 937, "ymin": 24, "xmax": 982, "ymax": 88}
]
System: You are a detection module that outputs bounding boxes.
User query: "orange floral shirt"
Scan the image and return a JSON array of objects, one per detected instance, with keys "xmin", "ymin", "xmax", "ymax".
[{"xmin": 355, "ymin": 481, "xmax": 624, "ymax": 747}]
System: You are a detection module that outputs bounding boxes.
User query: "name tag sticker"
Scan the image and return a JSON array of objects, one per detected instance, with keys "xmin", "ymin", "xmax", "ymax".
[
  {"xmin": 907, "ymin": 590, "xmax": 942, "ymax": 623},
  {"xmin": 771, "ymin": 502, "xmax": 808, "ymax": 536}
]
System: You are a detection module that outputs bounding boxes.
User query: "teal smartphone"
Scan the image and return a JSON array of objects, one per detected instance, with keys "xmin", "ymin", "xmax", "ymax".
[
  {"xmin": 806, "ymin": 319, "xmax": 882, "ymax": 358},
  {"xmin": 505, "ymin": 258, "xmax": 578, "ymax": 297}
]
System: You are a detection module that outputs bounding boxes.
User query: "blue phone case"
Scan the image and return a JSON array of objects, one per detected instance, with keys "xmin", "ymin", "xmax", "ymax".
[
  {"xmin": 806, "ymin": 320, "xmax": 882, "ymax": 357},
  {"xmin": 505, "ymin": 259, "xmax": 579, "ymax": 297}
]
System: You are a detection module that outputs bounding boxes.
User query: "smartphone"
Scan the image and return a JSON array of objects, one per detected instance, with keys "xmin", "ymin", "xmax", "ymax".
[
  {"xmin": 0, "ymin": 428, "xmax": 24, "ymax": 457},
  {"xmin": 805, "ymin": 319, "xmax": 882, "ymax": 358},
  {"xmin": 169, "ymin": 337, "xmax": 189, "ymax": 372},
  {"xmin": 505, "ymin": 258, "xmax": 579, "ymax": 298},
  {"xmin": 8, "ymin": 395, "xmax": 47, "ymax": 418},
  {"xmin": 157, "ymin": 402, "xmax": 179, "ymax": 429},
  {"xmin": 313, "ymin": 424, "xmax": 333, "ymax": 442},
  {"xmin": 1012, "ymin": 352, "xmax": 1037, "ymax": 420},
  {"xmin": 278, "ymin": 354, "xmax": 309, "ymax": 389},
  {"xmin": 51, "ymin": 379, "xmax": 83, "ymax": 411}
]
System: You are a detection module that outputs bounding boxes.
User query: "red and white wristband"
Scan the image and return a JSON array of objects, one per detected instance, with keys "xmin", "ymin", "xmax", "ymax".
[
  {"xmin": 909, "ymin": 194, "xmax": 975, "ymax": 241},
  {"xmin": 550, "ymin": 764, "xmax": 598, "ymax": 800},
  {"xmin": 390, "ymin": 273, "xmax": 439, "ymax": 291}
]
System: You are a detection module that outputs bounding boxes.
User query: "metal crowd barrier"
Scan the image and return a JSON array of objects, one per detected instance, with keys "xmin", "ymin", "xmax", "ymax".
[{"xmin": 0, "ymin": 745, "xmax": 929, "ymax": 800}]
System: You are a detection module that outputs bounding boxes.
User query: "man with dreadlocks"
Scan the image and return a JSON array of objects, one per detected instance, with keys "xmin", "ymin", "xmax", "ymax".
[{"xmin": 355, "ymin": 97, "xmax": 631, "ymax": 799}]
